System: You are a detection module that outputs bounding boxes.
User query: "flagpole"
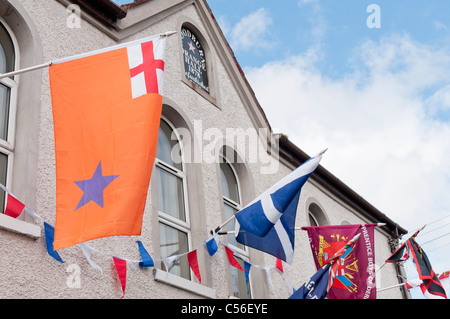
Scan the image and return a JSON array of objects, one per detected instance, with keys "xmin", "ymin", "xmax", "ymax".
[
  {"xmin": 0, "ymin": 61, "xmax": 53, "ymax": 80},
  {"xmin": 376, "ymin": 262, "xmax": 387, "ymax": 273},
  {"xmin": 377, "ymin": 282, "xmax": 406, "ymax": 293},
  {"xmin": 212, "ymin": 215, "xmax": 236, "ymax": 234},
  {"xmin": 0, "ymin": 31, "xmax": 177, "ymax": 80},
  {"xmin": 161, "ymin": 31, "xmax": 177, "ymax": 37},
  {"xmin": 217, "ymin": 222, "xmax": 388, "ymax": 235}
]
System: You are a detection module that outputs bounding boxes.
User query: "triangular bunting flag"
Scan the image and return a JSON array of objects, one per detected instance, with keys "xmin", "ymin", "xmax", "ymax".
[
  {"xmin": 136, "ymin": 241, "xmax": 154, "ymax": 268},
  {"xmin": 5, "ymin": 193, "xmax": 25, "ymax": 218},
  {"xmin": 225, "ymin": 246, "xmax": 243, "ymax": 271},
  {"xmin": 206, "ymin": 235, "xmax": 218, "ymax": 257},
  {"xmin": 244, "ymin": 261, "xmax": 252, "ymax": 294},
  {"xmin": 276, "ymin": 258, "xmax": 283, "ymax": 273},
  {"xmin": 79, "ymin": 243, "xmax": 102, "ymax": 273},
  {"xmin": 43, "ymin": 222, "xmax": 64, "ymax": 263},
  {"xmin": 187, "ymin": 250, "xmax": 201, "ymax": 283},
  {"xmin": 113, "ymin": 257, "xmax": 127, "ymax": 299}
]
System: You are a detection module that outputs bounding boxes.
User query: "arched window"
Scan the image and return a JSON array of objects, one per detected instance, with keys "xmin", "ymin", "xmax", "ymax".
[
  {"xmin": 0, "ymin": 21, "xmax": 17, "ymax": 211},
  {"xmin": 308, "ymin": 202, "xmax": 329, "ymax": 226},
  {"xmin": 219, "ymin": 157, "xmax": 251, "ymax": 299},
  {"xmin": 156, "ymin": 118, "xmax": 191, "ymax": 280},
  {"xmin": 181, "ymin": 26, "xmax": 209, "ymax": 93}
]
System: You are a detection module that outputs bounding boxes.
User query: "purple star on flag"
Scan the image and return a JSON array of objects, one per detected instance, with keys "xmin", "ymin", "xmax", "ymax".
[{"xmin": 74, "ymin": 161, "xmax": 119, "ymax": 210}]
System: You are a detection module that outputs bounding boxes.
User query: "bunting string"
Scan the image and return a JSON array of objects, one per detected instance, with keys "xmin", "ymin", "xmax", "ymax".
[{"xmin": 0, "ymin": 183, "xmax": 441, "ymax": 299}]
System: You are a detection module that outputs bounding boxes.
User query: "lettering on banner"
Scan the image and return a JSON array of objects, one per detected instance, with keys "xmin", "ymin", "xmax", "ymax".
[{"xmin": 181, "ymin": 26, "xmax": 210, "ymax": 93}]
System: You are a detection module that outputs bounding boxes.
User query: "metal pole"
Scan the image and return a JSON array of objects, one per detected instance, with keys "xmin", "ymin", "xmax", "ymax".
[
  {"xmin": 377, "ymin": 282, "xmax": 406, "ymax": 293},
  {"xmin": 0, "ymin": 31, "xmax": 178, "ymax": 81},
  {"xmin": 0, "ymin": 61, "xmax": 52, "ymax": 80},
  {"xmin": 212, "ymin": 215, "xmax": 236, "ymax": 234},
  {"xmin": 217, "ymin": 222, "xmax": 388, "ymax": 235},
  {"xmin": 376, "ymin": 262, "xmax": 387, "ymax": 273}
]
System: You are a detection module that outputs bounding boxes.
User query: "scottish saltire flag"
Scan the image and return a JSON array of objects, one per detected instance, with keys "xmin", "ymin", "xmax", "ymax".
[
  {"xmin": 50, "ymin": 35, "xmax": 166, "ymax": 250},
  {"xmin": 235, "ymin": 154, "xmax": 323, "ymax": 264}
]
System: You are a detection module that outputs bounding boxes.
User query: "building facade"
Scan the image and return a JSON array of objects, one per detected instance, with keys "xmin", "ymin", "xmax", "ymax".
[{"xmin": 0, "ymin": 0, "xmax": 408, "ymax": 299}]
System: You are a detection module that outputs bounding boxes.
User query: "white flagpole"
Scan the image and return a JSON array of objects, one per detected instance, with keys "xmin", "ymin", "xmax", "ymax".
[
  {"xmin": 216, "ymin": 221, "xmax": 387, "ymax": 235},
  {"xmin": 0, "ymin": 31, "xmax": 177, "ymax": 80},
  {"xmin": 213, "ymin": 215, "xmax": 235, "ymax": 234},
  {"xmin": 0, "ymin": 61, "xmax": 52, "ymax": 80},
  {"xmin": 377, "ymin": 282, "xmax": 406, "ymax": 293}
]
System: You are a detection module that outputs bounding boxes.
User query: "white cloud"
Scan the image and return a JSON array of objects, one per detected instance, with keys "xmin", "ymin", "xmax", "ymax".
[
  {"xmin": 297, "ymin": 0, "xmax": 318, "ymax": 7},
  {"xmin": 228, "ymin": 8, "xmax": 274, "ymax": 52},
  {"xmin": 245, "ymin": 34, "xmax": 450, "ymax": 232}
]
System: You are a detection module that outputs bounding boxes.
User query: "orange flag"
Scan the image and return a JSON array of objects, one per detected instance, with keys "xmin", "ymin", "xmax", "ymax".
[{"xmin": 50, "ymin": 35, "xmax": 166, "ymax": 250}]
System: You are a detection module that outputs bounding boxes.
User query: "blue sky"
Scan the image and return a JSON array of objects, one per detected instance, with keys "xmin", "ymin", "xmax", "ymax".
[
  {"xmin": 112, "ymin": 0, "xmax": 450, "ymax": 298},
  {"xmin": 208, "ymin": 0, "xmax": 450, "ymax": 299}
]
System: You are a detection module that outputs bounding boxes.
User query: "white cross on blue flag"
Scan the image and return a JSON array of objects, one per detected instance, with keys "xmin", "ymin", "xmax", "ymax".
[{"xmin": 234, "ymin": 153, "xmax": 323, "ymax": 264}]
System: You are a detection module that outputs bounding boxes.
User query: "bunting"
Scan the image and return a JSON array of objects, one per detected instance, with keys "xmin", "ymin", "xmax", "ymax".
[
  {"xmin": 188, "ymin": 250, "xmax": 202, "ymax": 283},
  {"xmin": 43, "ymin": 222, "xmax": 64, "ymax": 264},
  {"xmin": 5, "ymin": 194, "xmax": 26, "ymax": 218},
  {"xmin": 206, "ymin": 235, "xmax": 219, "ymax": 257},
  {"xmin": 225, "ymin": 246, "xmax": 244, "ymax": 271},
  {"xmin": 113, "ymin": 258, "xmax": 127, "ymax": 299},
  {"xmin": 136, "ymin": 241, "xmax": 154, "ymax": 268},
  {"xmin": 276, "ymin": 258, "xmax": 283, "ymax": 273},
  {"xmin": 2, "ymin": 183, "xmax": 448, "ymax": 299},
  {"xmin": 244, "ymin": 261, "xmax": 252, "ymax": 295}
]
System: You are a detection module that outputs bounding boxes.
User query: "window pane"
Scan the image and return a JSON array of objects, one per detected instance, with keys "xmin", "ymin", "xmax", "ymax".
[
  {"xmin": 0, "ymin": 84, "xmax": 10, "ymax": 140},
  {"xmin": 220, "ymin": 161, "xmax": 239, "ymax": 203},
  {"xmin": 0, "ymin": 153, "xmax": 7, "ymax": 212},
  {"xmin": 159, "ymin": 222, "xmax": 190, "ymax": 280},
  {"xmin": 309, "ymin": 213, "xmax": 318, "ymax": 227},
  {"xmin": 224, "ymin": 203, "xmax": 245, "ymax": 250},
  {"xmin": 156, "ymin": 166, "xmax": 186, "ymax": 222},
  {"xmin": 157, "ymin": 120, "xmax": 182, "ymax": 171},
  {"xmin": 231, "ymin": 257, "xmax": 251, "ymax": 299},
  {"xmin": 0, "ymin": 23, "xmax": 14, "ymax": 74}
]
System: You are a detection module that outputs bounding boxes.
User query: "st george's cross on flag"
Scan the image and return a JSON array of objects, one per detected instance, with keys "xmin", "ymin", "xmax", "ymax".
[
  {"xmin": 50, "ymin": 34, "xmax": 167, "ymax": 250},
  {"xmin": 234, "ymin": 153, "xmax": 323, "ymax": 264}
]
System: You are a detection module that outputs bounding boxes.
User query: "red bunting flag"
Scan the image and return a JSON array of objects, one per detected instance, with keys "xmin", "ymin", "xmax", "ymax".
[
  {"xmin": 113, "ymin": 258, "xmax": 127, "ymax": 299},
  {"xmin": 187, "ymin": 250, "xmax": 201, "ymax": 283},
  {"xmin": 225, "ymin": 246, "xmax": 244, "ymax": 271},
  {"xmin": 276, "ymin": 258, "xmax": 283, "ymax": 273},
  {"xmin": 5, "ymin": 193, "xmax": 25, "ymax": 218}
]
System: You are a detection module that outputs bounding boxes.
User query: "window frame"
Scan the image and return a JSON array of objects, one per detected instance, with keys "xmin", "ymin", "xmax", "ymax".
[
  {"xmin": 219, "ymin": 156, "xmax": 246, "ymax": 254},
  {"xmin": 0, "ymin": 18, "xmax": 18, "ymax": 151},
  {"xmin": 0, "ymin": 18, "xmax": 19, "ymax": 210},
  {"xmin": 219, "ymin": 155, "xmax": 252, "ymax": 298},
  {"xmin": 178, "ymin": 20, "xmax": 218, "ymax": 106},
  {"xmin": 155, "ymin": 116, "xmax": 192, "ymax": 281},
  {"xmin": 306, "ymin": 200, "xmax": 330, "ymax": 226}
]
